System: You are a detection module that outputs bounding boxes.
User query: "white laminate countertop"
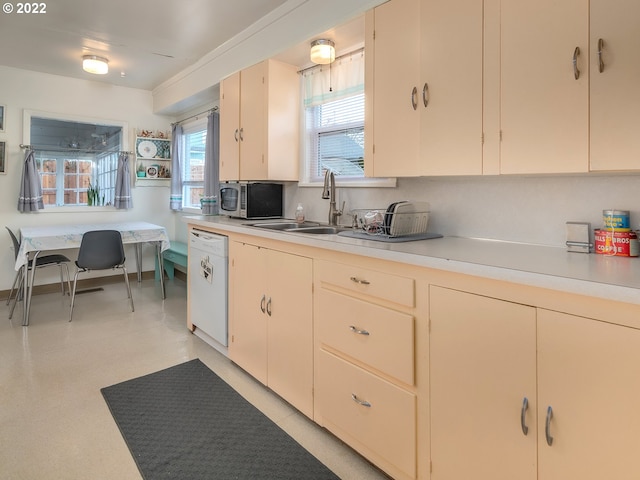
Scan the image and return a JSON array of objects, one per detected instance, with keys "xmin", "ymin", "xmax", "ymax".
[{"xmin": 184, "ymin": 216, "xmax": 640, "ymax": 306}]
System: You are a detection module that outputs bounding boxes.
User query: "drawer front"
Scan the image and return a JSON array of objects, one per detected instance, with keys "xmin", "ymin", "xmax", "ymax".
[
  {"xmin": 318, "ymin": 288, "xmax": 415, "ymax": 385},
  {"xmin": 316, "ymin": 259, "xmax": 415, "ymax": 307},
  {"xmin": 316, "ymin": 350, "xmax": 416, "ymax": 479}
]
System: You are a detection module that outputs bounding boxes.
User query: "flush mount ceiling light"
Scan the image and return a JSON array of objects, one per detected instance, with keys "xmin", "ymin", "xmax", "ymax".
[
  {"xmin": 82, "ymin": 55, "xmax": 109, "ymax": 75},
  {"xmin": 310, "ymin": 39, "xmax": 335, "ymax": 65}
]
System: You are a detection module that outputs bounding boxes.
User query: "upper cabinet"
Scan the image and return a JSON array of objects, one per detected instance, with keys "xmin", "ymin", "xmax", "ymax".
[
  {"xmin": 365, "ymin": 0, "xmax": 483, "ymax": 177},
  {"xmin": 498, "ymin": 0, "xmax": 589, "ymax": 174},
  {"xmin": 589, "ymin": 0, "xmax": 640, "ymax": 171},
  {"xmin": 219, "ymin": 59, "xmax": 300, "ymax": 182}
]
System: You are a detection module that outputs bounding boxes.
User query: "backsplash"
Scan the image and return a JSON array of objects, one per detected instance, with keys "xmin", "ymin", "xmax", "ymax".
[{"xmin": 285, "ymin": 174, "xmax": 640, "ymax": 247}]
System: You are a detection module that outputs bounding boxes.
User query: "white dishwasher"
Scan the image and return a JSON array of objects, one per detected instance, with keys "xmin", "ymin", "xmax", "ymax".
[{"xmin": 188, "ymin": 229, "xmax": 228, "ymax": 353}]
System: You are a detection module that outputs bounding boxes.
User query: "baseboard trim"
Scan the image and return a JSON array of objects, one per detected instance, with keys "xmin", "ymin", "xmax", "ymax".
[{"xmin": 1, "ymin": 269, "xmax": 186, "ymax": 299}]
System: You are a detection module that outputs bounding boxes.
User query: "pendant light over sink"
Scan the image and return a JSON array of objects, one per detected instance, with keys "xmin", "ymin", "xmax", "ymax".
[{"xmin": 310, "ymin": 39, "xmax": 335, "ymax": 65}]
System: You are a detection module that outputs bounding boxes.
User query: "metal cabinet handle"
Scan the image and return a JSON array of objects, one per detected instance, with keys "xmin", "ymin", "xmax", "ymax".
[
  {"xmin": 351, "ymin": 393, "xmax": 372, "ymax": 408},
  {"xmin": 597, "ymin": 38, "xmax": 605, "ymax": 73},
  {"xmin": 422, "ymin": 82, "xmax": 429, "ymax": 108},
  {"xmin": 234, "ymin": 129, "xmax": 239, "ymax": 142},
  {"xmin": 545, "ymin": 406, "xmax": 554, "ymax": 446},
  {"xmin": 349, "ymin": 276, "xmax": 370, "ymax": 285},
  {"xmin": 239, "ymin": 127, "xmax": 244, "ymax": 141},
  {"xmin": 411, "ymin": 86, "xmax": 418, "ymax": 111},
  {"xmin": 520, "ymin": 397, "xmax": 529, "ymax": 435},
  {"xmin": 573, "ymin": 47, "xmax": 581, "ymax": 80},
  {"xmin": 266, "ymin": 297, "xmax": 272, "ymax": 316},
  {"xmin": 260, "ymin": 294, "xmax": 266, "ymax": 314},
  {"xmin": 349, "ymin": 325, "xmax": 370, "ymax": 336}
]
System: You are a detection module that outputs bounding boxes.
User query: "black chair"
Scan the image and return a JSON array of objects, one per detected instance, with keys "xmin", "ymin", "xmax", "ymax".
[
  {"xmin": 69, "ymin": 230, "xmax": 134, "ymax": 321},
  {"xmin": 5, "ymin": 226, "xmax": 71, "ymax": 320}
]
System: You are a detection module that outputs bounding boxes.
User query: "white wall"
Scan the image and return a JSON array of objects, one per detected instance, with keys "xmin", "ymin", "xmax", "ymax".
[
  {"xmin": 286, "ymin": 173, "xmax": 640, "ymax": 248},
  {"xmin": 0, "ymin": 66, "xmax": 180, "ymax": 290}
]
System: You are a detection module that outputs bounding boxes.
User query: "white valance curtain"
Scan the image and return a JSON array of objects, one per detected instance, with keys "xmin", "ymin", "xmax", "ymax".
[{"xmin": 302, "ymin": 49, "xmax": 365, "ymax": 107}]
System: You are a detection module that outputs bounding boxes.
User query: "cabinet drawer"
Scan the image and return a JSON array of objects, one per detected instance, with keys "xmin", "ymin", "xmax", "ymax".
[
  {"xmin": 316, "ymin": 259, "xmax": 415, "ymax": 307},
  {"xmin": 318, "ymin": 288, "xmax": 415, "ymax": 385},
  {"xmin": 316, "ymin": 350, "xmax": 416, "ymax": 479}
]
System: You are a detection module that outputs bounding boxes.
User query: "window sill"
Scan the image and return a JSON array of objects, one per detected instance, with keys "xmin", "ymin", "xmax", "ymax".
[
  {"xmin": 298, "ymin": 177, "xmax": 397, "ymax": 188},
  {"xmin": 41, "ymin": 206, "xmax": 117, "ymax": 213}
]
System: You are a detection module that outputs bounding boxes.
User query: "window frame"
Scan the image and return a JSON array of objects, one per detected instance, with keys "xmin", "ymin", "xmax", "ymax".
[
  {"xmin": 23, "ymin": 109, "xmax": 129, "ymax": 211},
  {"xmin": 180, "ymin": 117, "xmax": 207, "ymax": 211}
]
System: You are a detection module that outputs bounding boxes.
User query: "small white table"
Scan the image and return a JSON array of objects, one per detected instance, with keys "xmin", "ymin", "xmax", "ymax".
[{"xmin": 16, "ymin": 221, "xmax": 171, "ymax": 326}]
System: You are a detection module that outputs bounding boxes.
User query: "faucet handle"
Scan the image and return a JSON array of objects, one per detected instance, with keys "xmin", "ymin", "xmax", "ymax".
[{"xmin": 338, "ymin": 201, "xmax": 345, "ymax": 215}]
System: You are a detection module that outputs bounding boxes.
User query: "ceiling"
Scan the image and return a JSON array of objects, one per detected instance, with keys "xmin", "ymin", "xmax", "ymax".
[{"xmin": 0, "ymin": 0, "xmax": 365, "ymax": 93}]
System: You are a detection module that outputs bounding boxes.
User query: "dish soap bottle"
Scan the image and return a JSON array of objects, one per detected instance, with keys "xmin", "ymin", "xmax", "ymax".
[{"xmin": 295, "ymin": 203, "xmax": 305, "ymax": 223}]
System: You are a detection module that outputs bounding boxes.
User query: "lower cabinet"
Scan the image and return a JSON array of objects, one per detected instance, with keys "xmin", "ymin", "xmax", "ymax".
[
  {"xmin": 430, "ymin": 285, "xmax": 640, "ymax": 480},
  {"xmin": 314, "ymin": 259, "xmax": 418, "ymax": 480},
  {"xmin": 228, "ymin": 241, "xmax": 313, "ymax": 418}
]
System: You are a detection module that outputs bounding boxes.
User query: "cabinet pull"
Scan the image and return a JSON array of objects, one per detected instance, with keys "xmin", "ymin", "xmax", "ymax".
[
  {"xmin": 349, "ymin": 325, "xmax": 370, "ymax": 336},
  {"xmin": 520, "ymin": 397, "xmax": 529, "ymax": 435},
  {"xmin": 597, "ymin": 38, "xmax": 605, "ymax": 73},
  {"xmin": 545, "ymin": 406, "xmax": 554, "ymax": 446},
  {"xmin": 239, "ymin": 127, "xmax": 244, "ymax": 141},
  {"xmin": 260, "ymin": 294, "xmax": 266, "ymax": 314},
  {"xmin": 349, "ymin": 276, "xmax": 370, "ymax": 285},
  {"xmin": 411, "ymin": 86, "xmax": 418, "ymax": 111},
  {"xmin": 422, "ymin": 82, "xmax": 429, "ymax": 108},
  {"xmin": 572, "ymin": 47, "xmax": 581, "ymax": 80},
  {"xmin": 266, "ymin": 297, "xmax": 272, "ymax": 316},
  {"xmin": 234, "ymin": 129, "xmax": 239, "ymax": 142},
  {"xmin": 351, "ymin": 393, "xmax": 372, "ymax": 408}
]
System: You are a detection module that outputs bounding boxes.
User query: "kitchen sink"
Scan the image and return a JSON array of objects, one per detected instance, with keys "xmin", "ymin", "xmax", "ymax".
[
  {"xmin": 246, "ymin": 221, "xmax": 321, "ymax": 230},
  {"xmin": 246, "ymin": 221, "xmax": 351, "ymax": 235}
]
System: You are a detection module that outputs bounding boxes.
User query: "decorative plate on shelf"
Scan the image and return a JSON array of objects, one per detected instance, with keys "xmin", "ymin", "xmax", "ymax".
[
  {"xmin": 137, "ymin": 140, "xmax": 157, "ymax": 158},
  {"xmin": 146, "ymin": 166, "xmax": 158, "ymax": 178}
]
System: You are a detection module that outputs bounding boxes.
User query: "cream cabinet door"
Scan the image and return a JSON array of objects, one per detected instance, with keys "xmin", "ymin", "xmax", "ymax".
[
  {"xmin": 266, "ymin": 249, "xmax": 313, "ymax": 418},
  {"xmin": 219, "ymin": 71, "xmax": 241, "ymax": 181},
  {"xmin": 537, "ymin": 309, "xmax": 640, "ymax": 480},
  {"xmin": 364, "ymin": 0, "xmax": 421, "ymax": 177},
  {"xmin": 429, "ymin": 286, "xmax": 537, "ymax": 480},
  {"xmin": 500, "ymin": 0, "xmax": 589, "ymax": 174},
  {"xmin": 228, "ymin": 242, "xmax": 268, "ymax": 384},
  {"xmin": 420, "ymin": 0, "xmax": 483, "ymax": 176},
  {"xmin": 239, "ymin": 62, "xmax": 266, "ymax": 181},
  {"xmin": 589, "ymin": 0, "xmax": 640, "ymax": 171}
]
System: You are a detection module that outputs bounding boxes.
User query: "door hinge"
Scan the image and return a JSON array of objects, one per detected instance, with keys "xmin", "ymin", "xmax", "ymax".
[
  {"xmin": 231, "ymin": 334, "xmax": 235, "ymax": 343},
  {"xmin": 481, "ymin": 133, "xmax": 484, "ymax": 144},
  {"xmin": 430, "ymin": 460, "xmax": 433, "ymax": 473},
  {"xmin": 500, "ymin": 130, "xmax": 503, "ymax": 142}
]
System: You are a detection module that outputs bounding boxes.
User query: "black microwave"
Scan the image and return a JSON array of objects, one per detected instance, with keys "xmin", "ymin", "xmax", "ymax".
[{"xmin": 219, "ymin": 182, "xmax": 283, "ymax": 219}]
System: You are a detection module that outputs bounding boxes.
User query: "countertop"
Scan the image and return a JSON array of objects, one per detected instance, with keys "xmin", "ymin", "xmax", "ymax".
[{"xmin": 183, "ymin": 215, "xmax": 640, "ymax": 306}]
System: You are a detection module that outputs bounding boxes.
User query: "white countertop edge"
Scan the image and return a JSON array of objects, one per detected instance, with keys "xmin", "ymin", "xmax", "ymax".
[{"xmin": 183, "ymin": 216, "xmax": 640, "ymax": 307}]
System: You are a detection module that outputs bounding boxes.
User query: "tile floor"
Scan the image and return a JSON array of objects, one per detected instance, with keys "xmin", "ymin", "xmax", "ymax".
[{"xmin": 0, "ymin": 278, "xmax": 390, "ymax": 480}]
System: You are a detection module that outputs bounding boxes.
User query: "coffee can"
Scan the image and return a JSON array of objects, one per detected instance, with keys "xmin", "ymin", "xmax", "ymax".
[
  {"xmin": 603, "ymin": 210, "xmax": 630, "ymax": 231},
  {"xmin": 594, "ymin": 229, "xmax": 639, "ymax": 257}
]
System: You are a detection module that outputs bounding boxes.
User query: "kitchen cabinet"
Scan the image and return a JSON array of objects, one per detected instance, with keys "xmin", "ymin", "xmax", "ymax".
[
  {"xmin": 365, "ymin": 0, "xmax": 483, "ymax": 177},
  {"xmin": 430, "ymin": 286, "xmax": 640, "ymax": 479},
  {"xmin": 314, "ymin": 259, "xmax": 418, "ymax": 480},
  {"xmin": 498, "ymin": 0, "xmax": 589, "ymax": 174},
  {"xmin": 364, "ymin": 0, "xmax": 421, "ymax": 177},
  {"xmin": 589, "ymin": 0, "xmax": 640, "ymax": 171},
  {"xmin": 219, "ymin": 59, "xmax": 299, "ymax": 182},
  {"xmin": 228, "ymin": 241, "xmax": 313, "ymax": 418},
  {"xmin": 429, "ymin": 286, "xmax": 537, "ymax": 479}
]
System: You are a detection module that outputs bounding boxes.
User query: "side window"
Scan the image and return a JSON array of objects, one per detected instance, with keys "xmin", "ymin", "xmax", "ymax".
[{"xmin": 181, "ymin": 121, "xmax": 206, "ymax": 209}]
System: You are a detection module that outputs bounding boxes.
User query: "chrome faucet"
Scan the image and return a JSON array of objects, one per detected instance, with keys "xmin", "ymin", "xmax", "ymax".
[{"xmin": 322, "ymin": 170, "xmax": 343, "ymax": 226}]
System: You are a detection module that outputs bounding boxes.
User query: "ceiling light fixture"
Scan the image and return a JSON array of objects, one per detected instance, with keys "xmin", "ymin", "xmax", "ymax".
[
  {"xmin": 82, "ymin": 55, "xmax": 109, "ymax": 75},
  {"xmin": 310, "ymin": 39, "xmax": 335, "ymax": 65}
]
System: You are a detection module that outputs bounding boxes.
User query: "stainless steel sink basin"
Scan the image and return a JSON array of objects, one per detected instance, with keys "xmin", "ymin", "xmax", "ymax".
[
  {"xmin": 246, "ymin": 221, "xmax": 351, "ymax": 235},
  {"xmin": 291, "ymin": 226, "xmax": 351, "ymax": 234},
  {"xmin": 246, "ymin": 221, "xmax": 321, "ymax": 230}
]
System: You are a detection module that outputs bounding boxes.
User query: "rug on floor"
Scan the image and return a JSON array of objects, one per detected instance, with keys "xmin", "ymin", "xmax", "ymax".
[{"xmin": 101, "ymin": 358, "xmax": 339, "ymax": 480}]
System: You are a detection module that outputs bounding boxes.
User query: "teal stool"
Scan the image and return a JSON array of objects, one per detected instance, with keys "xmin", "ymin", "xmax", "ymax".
[{"xmin": 155, "ymin": 241, "xmax": 188, "ymax": 281}]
